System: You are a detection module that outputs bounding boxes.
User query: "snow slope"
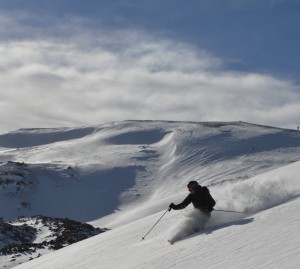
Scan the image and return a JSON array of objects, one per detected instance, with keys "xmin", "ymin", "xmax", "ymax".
[{"xmin": 1, "ymin": 120, "xmax": 300, "ymax": 268}]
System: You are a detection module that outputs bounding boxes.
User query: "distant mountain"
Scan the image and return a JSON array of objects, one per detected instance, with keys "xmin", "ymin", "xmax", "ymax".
[
  {"xmin": 1, "ymin": 121, "xmax": 300, "ymax": 268},
  {"xmin": 1, "ymin": 121, "xmax": 300, "ymax": 222}
]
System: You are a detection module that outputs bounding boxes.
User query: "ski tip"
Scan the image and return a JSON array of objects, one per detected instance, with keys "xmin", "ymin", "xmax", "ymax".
[{"xmin": 168, "ymin": 240, "xmax": 174, "ymax": 245}]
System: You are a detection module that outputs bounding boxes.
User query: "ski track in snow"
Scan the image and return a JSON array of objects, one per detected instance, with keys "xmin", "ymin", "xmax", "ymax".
[{"xmin": 0, "ymin": 120, "xmax": 300, "ymax": 268}]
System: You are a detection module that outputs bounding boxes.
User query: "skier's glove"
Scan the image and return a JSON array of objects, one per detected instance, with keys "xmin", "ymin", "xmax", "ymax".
[{"xmin": 169, "ymin": 203, "xmax": 175, "ymax": 210}]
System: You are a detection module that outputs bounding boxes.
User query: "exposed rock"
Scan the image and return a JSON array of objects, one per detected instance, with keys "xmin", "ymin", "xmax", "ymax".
[{"xmin": 0, "ymin": 215, "xmax": 108, "ymax": 266}]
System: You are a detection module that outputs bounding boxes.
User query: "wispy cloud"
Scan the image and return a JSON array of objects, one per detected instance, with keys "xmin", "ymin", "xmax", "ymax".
[{"xmin": 0, "ymin": 13, "xmax": 299, "ymax": 132}]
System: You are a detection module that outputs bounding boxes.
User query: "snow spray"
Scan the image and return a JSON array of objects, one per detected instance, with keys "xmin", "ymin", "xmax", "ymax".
[{"xmin": 167, "ymin": 209, "xmax": 210, "ymax": 243}]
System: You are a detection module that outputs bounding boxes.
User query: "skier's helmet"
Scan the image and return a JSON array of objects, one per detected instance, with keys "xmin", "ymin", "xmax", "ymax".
[{"xmin": 187, "ymin": 181, "xmax": 199, "ymax": 189}]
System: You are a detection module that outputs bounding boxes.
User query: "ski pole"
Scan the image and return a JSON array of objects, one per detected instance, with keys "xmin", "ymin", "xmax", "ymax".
[
  {"xmin": 214, "ymin": 209, "xmax": 245, "ymax": 214},
  {"xmin": 141, "ymin": 208, "xmax": 171, "ymax": 241}
]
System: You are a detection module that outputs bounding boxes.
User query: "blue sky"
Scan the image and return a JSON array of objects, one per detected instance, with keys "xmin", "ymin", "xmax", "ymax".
[{"xmin": 0, "ymin": 0, "xmax": 300, "ymax": 131}]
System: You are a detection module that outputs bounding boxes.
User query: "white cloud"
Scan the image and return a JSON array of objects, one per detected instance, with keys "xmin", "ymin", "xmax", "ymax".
[{"xmin": 0, "ymin": 15, "xmax": 299, "ymax": 132}]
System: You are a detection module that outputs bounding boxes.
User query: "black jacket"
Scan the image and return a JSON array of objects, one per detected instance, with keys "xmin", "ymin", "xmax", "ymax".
[{"xmin": 172, "ymin": 185, "xmax": 215, "ymax": 212}]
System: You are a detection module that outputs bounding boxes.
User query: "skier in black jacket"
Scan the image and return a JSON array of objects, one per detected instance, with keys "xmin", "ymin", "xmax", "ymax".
[
  {"xmin": 169, "ymin": 181, "xmax": 216, "ymax": 216},
  {"xmin": 167, "ymin": 181, "xmax": 216, "ymax": 244}
]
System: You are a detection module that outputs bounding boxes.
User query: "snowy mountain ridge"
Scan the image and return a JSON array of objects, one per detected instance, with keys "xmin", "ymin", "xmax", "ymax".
[{"xmin": 1, "ymin": 120, "xmax": 300, "ymax": 268}]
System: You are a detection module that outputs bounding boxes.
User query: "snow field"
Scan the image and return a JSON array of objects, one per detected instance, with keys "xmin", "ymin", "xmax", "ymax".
[
  {"xmin": 14, "ymin": 159, "xmax": 300, "ymax": 269},
  {"xmin": 1, "ymin": 121, "xmax": 300, "ymax": 268}
]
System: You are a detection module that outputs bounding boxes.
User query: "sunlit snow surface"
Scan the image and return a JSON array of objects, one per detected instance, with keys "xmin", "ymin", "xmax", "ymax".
[{"xmin": 1, "ymin": 120, "xmax": 300, "ymax": 268}]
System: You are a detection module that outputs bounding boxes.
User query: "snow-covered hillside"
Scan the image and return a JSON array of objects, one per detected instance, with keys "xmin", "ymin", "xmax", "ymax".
[{"xmin": 1, "ymin": 121, "xmax": 300, "ymax": 268}]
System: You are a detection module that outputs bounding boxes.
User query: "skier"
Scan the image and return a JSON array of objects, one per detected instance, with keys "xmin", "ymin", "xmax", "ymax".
[
  {"xmin": 167, "ymin": 181, "xmax": 216, "ymax": 244},
  {"xmin": 169, "ymin": 181, "xmax": 216, "ymax": 215}
]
